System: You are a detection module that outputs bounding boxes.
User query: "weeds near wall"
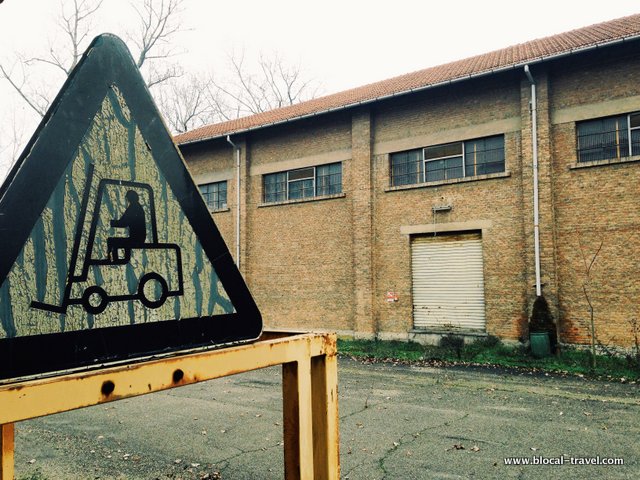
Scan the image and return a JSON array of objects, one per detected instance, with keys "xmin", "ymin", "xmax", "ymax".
[
  {"xmin": 337, "ymin": 337, "xmax": 640, "ymax": 381},
  {"xmin": 439, "ymin": 334, "xmax": 465, "ymax": 359},
  {"xmin": 626, "ymin": 317, "xmax": 640, "ymax": 370}
]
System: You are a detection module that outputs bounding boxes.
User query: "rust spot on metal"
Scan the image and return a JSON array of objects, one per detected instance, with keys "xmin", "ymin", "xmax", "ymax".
[
  {"xmin": 172, "ymin": 369, "xmax": 184, "ymax": 384},
  {"xmin": 101, "ymin": 380, "xmax": 115, "ymax": 397}
]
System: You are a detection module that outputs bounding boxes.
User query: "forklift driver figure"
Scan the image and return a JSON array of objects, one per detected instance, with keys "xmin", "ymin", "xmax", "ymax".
[{"xmin": 107, "ymin": 189, "xmax": 146, "ymax": 261}]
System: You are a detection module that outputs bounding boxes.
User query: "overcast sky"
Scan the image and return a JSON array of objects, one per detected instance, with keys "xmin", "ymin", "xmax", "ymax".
[{"xmin": 1, "ymin": 0, "xmax": 639, "ymax": 178}]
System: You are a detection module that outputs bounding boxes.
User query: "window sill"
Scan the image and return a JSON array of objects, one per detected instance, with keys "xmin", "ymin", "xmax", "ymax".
[
  {"xmin": 258, "ymin": 193, "xmax": 346, "ymax": 208},
  {"xmin": 209, "ymin": 207, "xmax": 230, "ymax": 214},
  {"xmin": 570, "ymin": 155, "xmax": 640, "ymax": 170},
  {"xmin": 385, "ymin": 171, "xmax": 510, "ymax": 192}
]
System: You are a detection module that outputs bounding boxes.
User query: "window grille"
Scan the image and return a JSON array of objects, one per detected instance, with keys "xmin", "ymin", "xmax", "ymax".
[
  {"xmin": 263, "ymin": 162, "xmax": 342, "ymax": 203},
  {"xmin": 464, "ymin": 136, "xmax": 505, "ymax": 176},
  {"xmin": 577, "ymin": 112, "xmax": 640, "ymax": 162},
  {"xmin": 316, "ymin": 163, "xmax": 342, "ymax": 196},
  {"xmin": 424, "ymin": 142, "xmax": 463, "ymax": 182},
  {"xmin": 390, "ymin": 149, "xmax": 422, "ymax": 186},
  {"xmin": 390, "ymin": 135, "xmax": 505, "ymax": 186},
  {"xmin": 198, "ymin": 181, "xmax": 227, "ymax": 210}
]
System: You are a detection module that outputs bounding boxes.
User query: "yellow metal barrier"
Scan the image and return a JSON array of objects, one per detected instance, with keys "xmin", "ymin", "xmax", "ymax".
[{"xmin": 0, "ymin": 331, "xmax": 340, "ymax": 480}]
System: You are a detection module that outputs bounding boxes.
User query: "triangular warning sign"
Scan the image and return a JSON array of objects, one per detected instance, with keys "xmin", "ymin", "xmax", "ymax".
[{"xmin": 0, "ymin": 34, "xmax": 261, "ymax": 382}]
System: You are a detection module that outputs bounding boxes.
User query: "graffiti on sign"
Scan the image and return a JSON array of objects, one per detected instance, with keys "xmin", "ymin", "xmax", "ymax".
[{"xmin": 0, "ymin": 35, "xmax": 261, "ymax": 382}]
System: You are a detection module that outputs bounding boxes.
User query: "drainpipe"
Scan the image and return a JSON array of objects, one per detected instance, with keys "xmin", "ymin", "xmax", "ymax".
[
  {"xmin": 524, "ymin": 65, "xmax": 542, "ymax": 297},
  {"xmin": 226, "ymin": 135, "xmax": 241, "ymax": 270}
]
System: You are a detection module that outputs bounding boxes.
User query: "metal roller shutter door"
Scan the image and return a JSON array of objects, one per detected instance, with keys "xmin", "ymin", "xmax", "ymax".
[{"xmin": 411, "ymin": 233, "xmax": 486, "ymax": 331}]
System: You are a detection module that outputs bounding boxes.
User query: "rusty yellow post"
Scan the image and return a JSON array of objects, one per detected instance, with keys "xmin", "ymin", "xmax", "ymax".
[
  {"xmin": 283, "ymin": 356, "xmax": 315, "ymax": 480},
  {"xmin": 311, "ymin": 352, "xmax": 340, "ymax": 479},
  {"xmin": 0, "ymin": 423, "xmax": 14, "ymax": 480},
  {"xmin": 0, "ymin": 332, "xmax": 340, "ymax": 479}
]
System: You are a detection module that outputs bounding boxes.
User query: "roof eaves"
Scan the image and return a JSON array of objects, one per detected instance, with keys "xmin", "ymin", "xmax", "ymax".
[{"xmin": 176, "ymin": 32, "xmax": 640, "ymax": 147}]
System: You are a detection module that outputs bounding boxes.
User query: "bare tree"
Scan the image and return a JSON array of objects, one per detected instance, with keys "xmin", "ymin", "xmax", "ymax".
[
  {"xmin": 1, "ymin": 0, "xmax": 185, "ymax": 118},
  {"xmin": 0, "ymin": 0, "xmax": 186, "ymax": 175},
  {"xmin": 0, "ymin": 61, "xmax": 52, "ymax": 118},
  {"xmin": 0, "ymin": 0, "xmax": 104, "ymax": 117},
  {"xmin": 578, "ymin": 236, "xmax": 603, "ymax": 368},
  {"xmin": 210, "ymin": 48, "xmax": 321, "ymax": 119},
  {"xmin": 38, "ymin": 0, "xmax": 104, "ymax": 76},
  {"xmin": 0, "ymin": 108, "xmax": 30, "ymax": 182},
  {"xmin": 128, "ymin": 0, "xmax": 185, "ymax": 88},
  {"xmin": 1, "ymin": 0, "xmax": 321, "ymax": 160},
  {"xmin": 156, "ymin": 73, "xmax": 218, "ymax": 133},
  {"xmin": 156, "ymin": 51, "xmax": 323, "ymax": 134}
]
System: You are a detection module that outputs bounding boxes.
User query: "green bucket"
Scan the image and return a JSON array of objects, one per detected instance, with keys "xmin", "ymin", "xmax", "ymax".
[{"xmin": 530, "ymin": 332, "xmax": 551, "ymax": 358}]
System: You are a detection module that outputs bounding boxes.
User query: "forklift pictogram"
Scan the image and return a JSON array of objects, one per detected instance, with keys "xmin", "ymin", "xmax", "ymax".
[{"xmin": 31, "ymin": 165, "xmax": 184, "ymax": 315}]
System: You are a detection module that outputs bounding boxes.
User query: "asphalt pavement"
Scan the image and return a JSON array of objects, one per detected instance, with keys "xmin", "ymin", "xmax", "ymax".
[{"xmin": 13, "ymin": 358, "xmax": 640, "ymax": 479}]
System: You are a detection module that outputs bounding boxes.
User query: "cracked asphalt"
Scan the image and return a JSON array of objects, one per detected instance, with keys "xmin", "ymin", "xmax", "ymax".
[{"xmin": 13, "ymin": 358, "xmax": 640, "ymax": 479}]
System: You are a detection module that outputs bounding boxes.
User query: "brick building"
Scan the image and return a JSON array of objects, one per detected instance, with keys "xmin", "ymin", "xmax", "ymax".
[{"xmin": 176, "ymin": 14, "xmax": 640, "ymax": 347}]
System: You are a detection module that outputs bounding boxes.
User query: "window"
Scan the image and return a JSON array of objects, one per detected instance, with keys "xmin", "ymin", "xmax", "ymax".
[
  {"xmin": 464, "ymin": 136, "xmax": 505, "ymax": 176},
  {"xmin": 263, "ymin": 162, "xmax": 342, "ymax": 203},
  {"xmin": 198, "ymin": 181, "xmax": 227, "ymax": 210},
  {"xmin": 288, "ymin": 167, "xmax": 315, "ymax": 200},
  {"xmin": 424, "ymin": 142, "xmax": 464, "ymax": 182},
  {"xmin": 390, "ymin": 135, "xmax": 505, "ymax": 186},
  {"xmin": 264, "ymin": 172, "xmax": 287, "ymax": 203},
  {"xmin": 316, "ymin": 163, "xmax": 343, "ymax": 196},
  {"xmin": 390, "ymin": 149, "xmax": 422, "ymax": 186},
  {"xmin": 577, "ymin": 112, "xmax": 640, "ymax": 162}
]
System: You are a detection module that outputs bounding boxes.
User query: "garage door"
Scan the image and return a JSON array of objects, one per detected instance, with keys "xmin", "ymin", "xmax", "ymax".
[{"xmin": 411, "ymin": 233, "xmax": 486, "ymax": 331}]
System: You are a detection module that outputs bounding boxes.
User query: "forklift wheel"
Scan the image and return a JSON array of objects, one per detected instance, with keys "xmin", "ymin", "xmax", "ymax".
[
  {"xmin": 81, "ymin": 286, "xmax": 109, "ymax": 315},
  {"xmin": 138, "ymin": 272, "xmax": 169, "ymax": 309}
]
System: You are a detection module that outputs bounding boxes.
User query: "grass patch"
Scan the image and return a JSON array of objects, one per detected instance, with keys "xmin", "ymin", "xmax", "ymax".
[
  {"xmin": 337, "ymin": 336, "xmax": 640, "ymax": 381},
  {"xmin": 18, "ymin": 469, "xmax": 48, "ymax": 480}
]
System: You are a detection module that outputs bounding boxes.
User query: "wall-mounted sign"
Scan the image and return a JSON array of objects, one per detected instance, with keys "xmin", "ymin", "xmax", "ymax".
[{"xmin": 0, "ymin": 35, "xmax": 262, "ymax": 383}]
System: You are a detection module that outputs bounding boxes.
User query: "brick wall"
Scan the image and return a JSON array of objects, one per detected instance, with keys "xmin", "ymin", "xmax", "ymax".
[
  {"xmin": 246, "ymin": 115, "xmax": 354, "ymax": 331},
  {"xmin": 548, "ymin": 47, "xmax": 640, "ymax": 347},
  {"xmin": 180, "ymin": 45, "xmax": 640, "ymax": 347},
  {"xmin": 371, "ymin": 76, "xmax": 529, "ymax": 341},
  {"xmin": 184, "ymin": 141, "xmax": 237, "ymax": 252}
]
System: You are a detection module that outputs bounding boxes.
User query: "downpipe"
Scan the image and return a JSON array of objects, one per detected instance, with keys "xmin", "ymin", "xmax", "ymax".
[
  {"xmin": 524, "ymin": 65, "xmax": 542, "ymax": 297},
  {"xmin": 226, "ymin": 135, "xmax": 241, "ymax": 270}
]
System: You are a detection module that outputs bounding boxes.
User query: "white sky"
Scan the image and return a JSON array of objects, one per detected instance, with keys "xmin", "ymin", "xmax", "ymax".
[{"xmin": 1, "ymin": 0, "xmax": 640, "ymax": 178}]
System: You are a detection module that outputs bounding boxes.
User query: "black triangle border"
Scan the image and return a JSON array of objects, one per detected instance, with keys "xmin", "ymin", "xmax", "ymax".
[{"xmin": 0, "ymin": 34, "xmax": 262, "ymax": 382}]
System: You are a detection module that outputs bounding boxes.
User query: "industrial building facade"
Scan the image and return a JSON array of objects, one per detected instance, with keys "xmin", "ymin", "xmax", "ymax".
[{"xmin": 177, "ymin": 15, "xmax": 640, "ymax": 347}]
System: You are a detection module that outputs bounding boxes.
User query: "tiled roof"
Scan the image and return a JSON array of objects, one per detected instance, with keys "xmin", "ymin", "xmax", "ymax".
[{"xmin": 175, "ymin": 13, "xmax": 640, "ymax": 145}]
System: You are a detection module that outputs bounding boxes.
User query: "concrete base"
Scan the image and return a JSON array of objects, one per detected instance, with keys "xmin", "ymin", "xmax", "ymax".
[
  {"xmin": 408, "ymin": 329, "xmax": 488, "ymax": 346},
  {"xmin": 334, "ymin": 329, "xmax": 519, "ymax": 347}
]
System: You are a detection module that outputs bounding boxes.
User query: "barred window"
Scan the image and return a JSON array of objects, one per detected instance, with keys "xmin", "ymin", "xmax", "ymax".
[
  {"xmin": 390, "ymin": 149, "xmax": 422, "ymax": 186},
  {"xmin": 316, "ymin": 163, "xmax": 342, "ymax": 196},
  {"xmin": 425, "ymin": 142, "xmax": 463, "ymax": 182},
  {"xmin": 263, "ymin": 162, "xmax": 342, "ymax": 203},
  {"xmin": 198, "ymin": 181, "xmax": 227, "ymax": 211},
  {"xmin": 264, "ymin": 172, "xmax": 287, "ymax": 203},
  {"xmin": 288, "ymin": 167, "xmax": 315, "ymax": 200},
  {"xmin": 390, "ymin": 135, "xmax": 505, "ymax": 186},
  {"xmin": 464, "ymin": 136, "xmax": 506, "ymax": 176},
  {"xmin": 577, "ymin": 112, "xmax": 640, "ymax": 162}
]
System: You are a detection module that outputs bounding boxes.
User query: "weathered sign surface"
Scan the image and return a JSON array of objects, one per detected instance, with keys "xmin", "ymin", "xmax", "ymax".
[{"xmin": 0, "ymin": 35, "xmax": 262, "ymax": 382}]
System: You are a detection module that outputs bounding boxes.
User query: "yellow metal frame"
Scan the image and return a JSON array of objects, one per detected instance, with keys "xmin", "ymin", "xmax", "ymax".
[{"xmin": 0, "ymin": 331, "xmax": 340, "ymax": 480}]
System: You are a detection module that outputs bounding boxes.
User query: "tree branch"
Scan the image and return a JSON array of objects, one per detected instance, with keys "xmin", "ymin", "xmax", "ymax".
[{"xmin": 0, "ymin": 64, "xmax": 48, "ymax": 117}]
